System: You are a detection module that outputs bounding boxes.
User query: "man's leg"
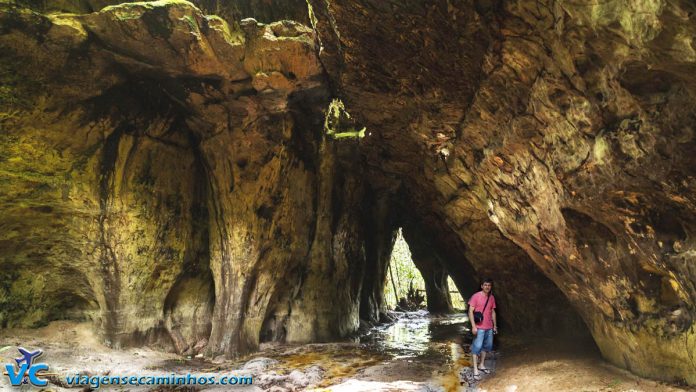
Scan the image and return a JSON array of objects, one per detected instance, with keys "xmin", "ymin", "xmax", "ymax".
[
  {"xmin": 480, "ymin": 329, "xmax": 494, "ymax": 370},
  {"xmin": 471, "ymin": 330, "xmax": 485, "ymax": 376},
  {"xmin": 479, "ymin": 329, "xmax": 488, "ymax": 369}
]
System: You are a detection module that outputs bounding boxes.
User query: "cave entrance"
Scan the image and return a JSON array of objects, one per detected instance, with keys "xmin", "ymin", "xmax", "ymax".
[{"xmin": 384, "ymin": 228, "xmax": 465, "ymax": 312}]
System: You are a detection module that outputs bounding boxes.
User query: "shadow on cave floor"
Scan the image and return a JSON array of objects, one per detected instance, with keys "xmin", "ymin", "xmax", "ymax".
[
  {"xmin": 0, "ymin": 317, "xmax": 690, "ymax": 391},
  {"xmin": 477, "ymin": 335, "xmax": 689, "ymax": 392}
]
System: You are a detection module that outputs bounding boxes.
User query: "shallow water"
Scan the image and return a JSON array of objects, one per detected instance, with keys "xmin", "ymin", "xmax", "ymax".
[
  {"xmin": 259, "ymin": 311, "xmax": 474, "ymax": 390},
  {"xmin": 0, "ymin": 314, "xmax": 475, "ymax": 391},
  {"xmin": 360, "ymin": 311, "xmax": 471, "ymax": 359},
  {"xmin": 2, "ymin": 317, "xmax": 683, "ymax": 391}
]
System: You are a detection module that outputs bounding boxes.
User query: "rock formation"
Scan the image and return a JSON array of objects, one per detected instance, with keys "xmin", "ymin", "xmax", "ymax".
[
  {"xmin": 0, "ymin": 0, "xmax": 374, "ymax": 358},
  {"xmin": 0, "ymin": 0, "xmax": 694, "ymax": 385},
  {"xmin": 11, "ymin": 0, "xmax": 309, "ymax": 24},
  {"xmin": 309, "ymin": 0, "xmax": 696, "ymax": 384}
]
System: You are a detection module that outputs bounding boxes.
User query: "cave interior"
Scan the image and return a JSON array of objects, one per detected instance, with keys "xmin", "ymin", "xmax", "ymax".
[{"xmin": 0, "ymin": 0, "xmax": 695, "ymax": 386}]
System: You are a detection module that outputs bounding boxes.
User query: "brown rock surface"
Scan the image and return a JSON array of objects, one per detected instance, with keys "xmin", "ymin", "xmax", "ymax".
[
  {"xmin": 0, "ymin": 0, "xmax": 374, "ymax": 358},
  {"xmin": 1, "ymin": 0, "xmax": 695, "ymax": 386},
  {"xmin": 309, "ymin": 0, "xmax": 696, "ymax": 384},
  {"xmin": 10, "ymin": 0, "xmax": 309, "ymax": 24}
]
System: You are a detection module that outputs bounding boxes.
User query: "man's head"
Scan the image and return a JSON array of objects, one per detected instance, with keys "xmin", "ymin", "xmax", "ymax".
[{"xmin": 481, "ymin": 278, "xmax": 493, "ymax": 294}]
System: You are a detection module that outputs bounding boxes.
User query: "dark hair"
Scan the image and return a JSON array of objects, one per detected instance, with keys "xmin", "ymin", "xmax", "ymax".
[{"xmin": 482, "ymin": 278, "xmax": 493, "ymax": 285}]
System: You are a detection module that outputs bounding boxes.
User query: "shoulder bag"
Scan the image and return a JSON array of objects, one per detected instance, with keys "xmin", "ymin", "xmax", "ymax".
[{"xmin": 473, "ymin": 293, "xmax": 491, "ymax": 324}]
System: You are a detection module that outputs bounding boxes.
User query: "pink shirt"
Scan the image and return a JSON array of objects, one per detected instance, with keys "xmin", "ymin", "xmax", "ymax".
[{"xmin": 468, "ymin": 291, "xmax": 496, "ymax": 329}]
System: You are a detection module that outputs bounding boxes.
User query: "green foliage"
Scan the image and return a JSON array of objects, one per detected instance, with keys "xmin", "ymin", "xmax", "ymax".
[
  {"xmin": 384, "ymin": 229, "xmax": 466, "ymax": 310},
  {"xmin": 384, "ymin": 229, "xmax": 423, "ymax": 309},
  {"xmin": 406, "ymin": 281, "xmax": 425, "ymax": 308},
  {"xmin": 323, "ymin": 99, "xmax": 366, "ymax": 140},
  {"xmin": 183, "ymin": 14, "xmax": 198, "ymax": 33},
  {"xmin": 448, "ymin": 276, "xmax": 466, "ymax": 310}
]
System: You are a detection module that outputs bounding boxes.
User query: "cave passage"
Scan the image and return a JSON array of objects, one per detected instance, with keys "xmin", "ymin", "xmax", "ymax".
[
  {"xmin": 384, "ymin": 228, "xmax": 466, "ymax": 312},
  {"xmin": 1, "ymin": 0, "xmax": 695, "ymax": 388}
]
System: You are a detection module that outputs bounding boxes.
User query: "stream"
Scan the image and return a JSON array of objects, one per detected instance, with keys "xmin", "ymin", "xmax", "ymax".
[
  {"xmin": 1, "ymin": 314, "xmax": 684, "ymax": 391},
  {"xmin": 0, "ymin": 313, "xmax": 482, "ymax": 391},
  {"xmin": 236, "ymin": 311, "xmax": 477, "ymax": 391}
]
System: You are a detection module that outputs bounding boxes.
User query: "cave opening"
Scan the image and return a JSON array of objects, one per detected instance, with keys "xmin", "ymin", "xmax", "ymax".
[{"xmin": 384, "ymin": 228, "xmax": 466, "ymax": 312}]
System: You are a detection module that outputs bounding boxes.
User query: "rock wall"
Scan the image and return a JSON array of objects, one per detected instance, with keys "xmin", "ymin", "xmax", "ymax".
[
  {"xmin": 8, "ymin": 0, "xmax": 309, "ymax": 24},
  {"xmin": 0, "ymin": 0, "xmax": 374, "ymax": 357},
  {"xmin": 1, "ymin": 0, "xmax": 695, "ymax": 385},
  {"xmin": 402, "ymin": 226, "xmax": 454, "ymax": 314},
  {"xmin": 309, "ymin": 0, "xmax": 696, "ymax": 384}
]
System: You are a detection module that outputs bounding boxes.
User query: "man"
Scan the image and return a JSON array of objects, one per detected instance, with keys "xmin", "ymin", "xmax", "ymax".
[{"xmin": 468, "ymin": 278, "xmax": 497, "ymax": 380}]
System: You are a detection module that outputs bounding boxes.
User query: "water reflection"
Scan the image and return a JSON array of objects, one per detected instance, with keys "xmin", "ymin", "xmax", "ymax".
[
  {"xmin": 256, "ymin": 311, "xmax": 472, "ymax": 390},
  {"xmin": 361, "ymin": 311, "xmax": 470, "ymax": 359}
]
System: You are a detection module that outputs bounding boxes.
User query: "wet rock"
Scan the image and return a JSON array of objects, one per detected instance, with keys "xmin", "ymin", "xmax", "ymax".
[
  {"xmin": 378, "ymin": 312, "xmax": 395, "ymax": 324},
  {"xmin": 192, "ymin": 338, "xmax": 208, "ymax": 353},
  {"xmin": 288, "ymin": 365, "xmax": 323, "ymax": 387},
  {"xmin": 242, "ymin": 357, "xmax": 279, "ymax": 372},
  {"xmin": 358, "ymin": 319, "xmax": 373, "ymax": 333},
  {"xmin": 255, "ymin": 365, "xmax": 324, "ymax": 390},
  {"xmin": 459, "ymin": 353, "xmax": 497, "ymax": 388}
]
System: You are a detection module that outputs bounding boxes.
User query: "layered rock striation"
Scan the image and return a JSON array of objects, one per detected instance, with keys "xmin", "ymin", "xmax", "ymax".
[
  {"xmin": 1, "ymin": 0, "xmax": 695, "ymax": 385},
  {"xmin": 0, "ymin": 0, "xmax": 380, "ymax": 357},
  {"xmin": 309, "ymin": 0, "xmax": 696, "ymax": 384}
]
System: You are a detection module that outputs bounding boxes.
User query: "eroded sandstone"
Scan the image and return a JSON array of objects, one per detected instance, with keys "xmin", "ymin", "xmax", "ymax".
[
  {"xmin": 1, "ymin": 0, "xmax": 695, "ymax": 386},
  {"xmin": 0, "ymin": 0, "xmax": 377, "ymax": 358},
  {"xmin": 309, "ymin": 0, "xmax": 696, "ymax": 384}
]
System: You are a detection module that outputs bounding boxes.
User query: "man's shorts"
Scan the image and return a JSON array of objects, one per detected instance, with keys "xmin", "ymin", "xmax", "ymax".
[{"xmin": 471, "ymin": 328, "xmax": 493, "ymax": 355}]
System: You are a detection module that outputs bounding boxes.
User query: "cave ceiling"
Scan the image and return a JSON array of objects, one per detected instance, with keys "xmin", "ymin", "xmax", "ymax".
[{"xmin": 0, "ymin": 0, "xmax": 694, "ymax": 385}]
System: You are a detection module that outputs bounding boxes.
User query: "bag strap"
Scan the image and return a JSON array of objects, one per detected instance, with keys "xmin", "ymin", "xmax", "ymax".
[{"xmin": 481, "ymin": 292, "xmax": 491, "ymax": 312}]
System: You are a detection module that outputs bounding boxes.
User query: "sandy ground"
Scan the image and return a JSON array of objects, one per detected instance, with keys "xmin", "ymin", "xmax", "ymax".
[
  {"xmin": 0, "ymin": 320, "xmax": 693, "ymax": 391},
  {"xmin": 475, "ymin": 337, "xmax": 693, "ymax": 392},
  {"xmin": 0, "ymin": 321, "xmax": 260, "ymax": 391}
]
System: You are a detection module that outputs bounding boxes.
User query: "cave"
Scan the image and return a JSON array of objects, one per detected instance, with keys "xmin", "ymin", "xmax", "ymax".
[
  {"xmin": 0, "ymin": 0, "xmax": 695, "ymax": 389},
  {"xmin": 381, "ymin": 227, "xmax": 467, "ymax": 314}
]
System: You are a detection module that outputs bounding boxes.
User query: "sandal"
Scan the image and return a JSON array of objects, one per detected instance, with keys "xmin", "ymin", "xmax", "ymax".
[
  {"xmin": 480, "ymin": 368, "xmax": 491, "ymax": 374},
  {"xmin": 472, "ymin": 373, "xmax": 483, "ymax": 381}
]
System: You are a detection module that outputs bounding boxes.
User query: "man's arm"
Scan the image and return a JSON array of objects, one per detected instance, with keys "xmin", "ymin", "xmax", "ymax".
[
  {"xmin": 468, "ymin": 303, "xmax": 477, "ymax": 334},
  {"xmin": 492, "ymin": 309, "xmax": 497, "ymax": 333}
]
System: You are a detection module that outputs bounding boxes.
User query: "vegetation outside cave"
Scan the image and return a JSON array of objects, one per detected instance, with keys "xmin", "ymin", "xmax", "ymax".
[{"xmin": 384, "ymin": 228, "xmax": 466, "ymax": 311}]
